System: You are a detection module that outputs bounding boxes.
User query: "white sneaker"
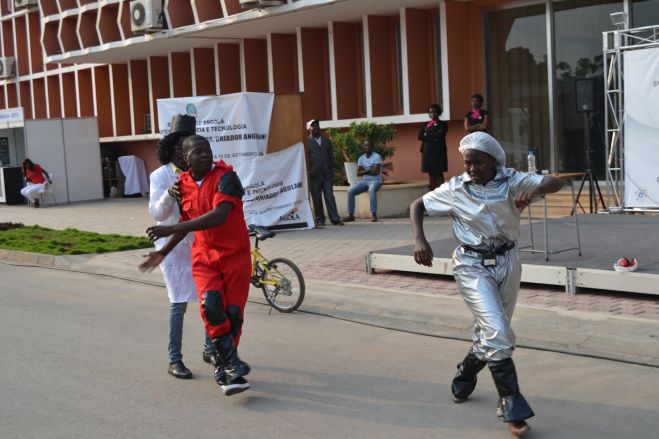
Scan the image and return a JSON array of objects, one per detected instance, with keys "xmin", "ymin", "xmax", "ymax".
[{"xmin": 220, "ymin": 376, "xmax": 251, "ymax": 396}]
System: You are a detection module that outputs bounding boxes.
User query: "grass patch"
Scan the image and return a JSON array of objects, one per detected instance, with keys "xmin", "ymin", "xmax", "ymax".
[{"xmin": 0, "ymin": 224, "xmax": 153, "ymax": 255}]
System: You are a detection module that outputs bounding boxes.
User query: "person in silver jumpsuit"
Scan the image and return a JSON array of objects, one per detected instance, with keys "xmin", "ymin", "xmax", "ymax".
[{"xmin": 410, "ymin": 132, "xmax": 563, "ymax": 437}]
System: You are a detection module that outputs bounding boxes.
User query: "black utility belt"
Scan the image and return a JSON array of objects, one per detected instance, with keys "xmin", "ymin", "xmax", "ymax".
[{"xmin": 461, "ymin": 243, "xmax": 515, "ymax": 267}]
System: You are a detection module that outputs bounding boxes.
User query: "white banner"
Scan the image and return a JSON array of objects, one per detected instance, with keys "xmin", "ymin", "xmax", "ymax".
[
  {"xmin": 240, "ymin": 143, "xmax": 314, "ymax": 230},
  {"xmin": 623, "ymin": 48, "xmax": 659, "ymax": 208},
  {"xmin": 0, "ymin": 107, "xmax": 24, "ymax": 128},
  {"xmin": 157, "ymin": 93, "xmax": 274, "ymax": 165}
]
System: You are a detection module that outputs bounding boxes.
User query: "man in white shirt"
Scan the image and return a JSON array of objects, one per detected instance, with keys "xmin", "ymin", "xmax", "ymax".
[
  {"xmin": 343, "ymin": 140, "xmax": 383, "ymax": 223},
  {"xmin": 148, "ymin": 114, "xmax": 216, "ymax": 379}
]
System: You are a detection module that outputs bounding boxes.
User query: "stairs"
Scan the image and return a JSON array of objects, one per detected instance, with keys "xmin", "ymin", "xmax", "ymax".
[{"xmin": 527, "ymin": 183, "xmax": 614, "ymax": 219}]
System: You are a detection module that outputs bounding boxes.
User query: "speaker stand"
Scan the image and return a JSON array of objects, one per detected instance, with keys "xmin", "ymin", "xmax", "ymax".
[{"xmin": 572, "ymin": 169, "xmax": 606, "ymax": 214}]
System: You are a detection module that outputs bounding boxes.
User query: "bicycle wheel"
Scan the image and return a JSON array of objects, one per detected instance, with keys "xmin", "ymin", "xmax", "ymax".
[{"xmin": 260, "ymin": 258, "xmax": 305, "ymax": 313}]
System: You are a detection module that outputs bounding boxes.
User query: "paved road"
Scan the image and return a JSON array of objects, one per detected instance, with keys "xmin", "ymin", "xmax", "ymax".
[
  {"xmin": 1, "ymin": 264, "xmax": 658, "ymax": 439},
  {"xmin": 2, "ymin": 199, "xmax": 659, "ymax": 320}
]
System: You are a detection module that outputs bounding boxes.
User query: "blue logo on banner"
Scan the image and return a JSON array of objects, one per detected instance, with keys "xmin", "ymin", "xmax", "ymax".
[{"xmin": 186, "ymin": 104, "xmax": 197, "ymax": 116}]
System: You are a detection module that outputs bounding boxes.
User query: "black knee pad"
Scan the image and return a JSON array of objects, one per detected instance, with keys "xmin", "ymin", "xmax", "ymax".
[
  {"xmin": 202, "ymin": 291, "xmax": 227, "ymax": 326},
  {"xmin": 227, "ymin": 305, "xmax": 243, "ymax": 337}
]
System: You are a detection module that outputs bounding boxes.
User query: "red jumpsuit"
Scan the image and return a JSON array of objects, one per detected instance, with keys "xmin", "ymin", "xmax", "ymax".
[{"xmin": 178, "ymin": 161, "xmax": 251, "ymax": 343}]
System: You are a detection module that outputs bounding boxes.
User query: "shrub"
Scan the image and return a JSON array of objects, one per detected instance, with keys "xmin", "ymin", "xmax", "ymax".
[{"xmin": 326, "ymin": 122, "xmax": 396, "ymax": 185}]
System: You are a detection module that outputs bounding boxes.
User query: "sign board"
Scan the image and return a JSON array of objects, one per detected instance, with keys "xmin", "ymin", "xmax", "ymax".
[{"xmin": 623, "ymin": 48, "xmax": 659, "ymax": 208}]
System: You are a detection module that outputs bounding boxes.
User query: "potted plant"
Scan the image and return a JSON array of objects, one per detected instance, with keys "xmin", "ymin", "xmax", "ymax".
[{"xmin": 326, "ymin": 121, "xmax": 396, "ymax": 186}]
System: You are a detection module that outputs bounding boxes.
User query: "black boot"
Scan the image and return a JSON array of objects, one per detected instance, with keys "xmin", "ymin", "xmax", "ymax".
[
  {"xmin": 213, "ymin": 333, "xmax": 250, "ymax": 379},
  {"xmin": 452, "ymin": 351, "xmax": 488, "ymax": 403},
  {"xmin": 488, "ymin": 358, "xmax": 535, "ymax": 423}
]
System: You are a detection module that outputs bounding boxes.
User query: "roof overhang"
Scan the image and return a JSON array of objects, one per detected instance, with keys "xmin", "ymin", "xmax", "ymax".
[{"xmin": 45, "ymin": 0, "xmax": 440, "ymax": 65}]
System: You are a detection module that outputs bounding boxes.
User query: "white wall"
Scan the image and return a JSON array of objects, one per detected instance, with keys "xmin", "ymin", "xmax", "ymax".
[
  {"xmin": 24, "ymin": 118, "xmax": 103, "ymax": 204},
  {"xmin": 14, "ymin": 128, "xmax": 26, "ymax": 166},
  {"xmin": 24, "ymin": 119, "xmax": 68, "ymax": 203},
  {"xmin": 62, "ymin": 118, "xmax": 103, "ymax": 203}
]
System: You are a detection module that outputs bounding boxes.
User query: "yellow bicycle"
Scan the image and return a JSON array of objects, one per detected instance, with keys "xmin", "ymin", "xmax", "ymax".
[{"xmin": 248, "ymin": 225, "xmax": 305, "ymax": 313}]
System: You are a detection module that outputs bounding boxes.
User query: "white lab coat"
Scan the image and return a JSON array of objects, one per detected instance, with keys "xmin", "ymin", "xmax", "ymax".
[{"xmin": 148, "ymin": 164, "xmax": 198, "ymax": 304}]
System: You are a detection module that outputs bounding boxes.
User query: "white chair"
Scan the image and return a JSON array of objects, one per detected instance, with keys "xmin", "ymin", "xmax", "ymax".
[{"xmin": 37, "ymin": 173, "xmax": 57, "ymax": 206}]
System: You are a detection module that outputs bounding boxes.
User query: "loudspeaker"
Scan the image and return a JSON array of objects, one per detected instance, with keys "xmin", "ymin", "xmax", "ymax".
[
  {"xmin": 575, "ymin": 79, "xmax": 596, "ymax": 113},
  {"xmin": 0, "ymin": 166, "xmax": 25, "ymax": 205}
]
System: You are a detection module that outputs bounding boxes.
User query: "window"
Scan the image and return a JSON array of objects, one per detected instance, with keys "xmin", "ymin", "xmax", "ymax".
[
  {"xmin": 486, "ymin": 4, "xmax": 549, "ymax": 170},
  {"xmin": 433, "ymin": 15, "xmax": 443, "ymax": 107},
  {"xmin": 632, "ymin": 0, "xmax": 659, "ymax": 28}
]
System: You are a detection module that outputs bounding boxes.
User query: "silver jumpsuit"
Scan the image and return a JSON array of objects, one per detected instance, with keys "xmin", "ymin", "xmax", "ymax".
[{"xmin": 423, "ymin": 167, "xmax": 543, "ymax": 361}]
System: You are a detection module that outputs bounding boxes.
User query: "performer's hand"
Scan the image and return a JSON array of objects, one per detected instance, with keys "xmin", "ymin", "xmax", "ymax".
[
  {"xmin": 139, "ymin": 251, "xmax": 164, "ymax": 273},
  {"xmin": 146, "ymin": 225, "xmax": 175, "ymax": 241},
  {"xmin": 414, "ymin": 238, "xmax": 434, "ymax": 267},
  {"xmin": 514, "ymin": 189, "xmax": 540, "ymax": 209},
  {"xmin": 167, "ymin": 181, "xmax": 181, "ymax": 201}
]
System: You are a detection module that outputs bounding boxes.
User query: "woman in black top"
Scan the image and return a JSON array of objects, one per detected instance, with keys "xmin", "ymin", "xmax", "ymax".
[
  {"xmin": 464, "ymin": 93, "xmax": 489, "ymax": 133},
  {"xmin": 418, "ymin": 103, "xmax": 448, "ymax": 190}
]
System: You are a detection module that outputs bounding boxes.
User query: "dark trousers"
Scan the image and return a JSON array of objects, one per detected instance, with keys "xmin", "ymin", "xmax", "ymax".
[{"xmin": 310, "ymin": 176, "xmax": 340, "ymax": 224}]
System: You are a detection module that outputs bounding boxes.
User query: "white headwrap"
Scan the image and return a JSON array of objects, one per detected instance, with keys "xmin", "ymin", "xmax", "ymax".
[
  {"xmin": 306, "ymin": 119, "xmax": 319, "ymax": 131},
  {"xmin": 458, "ymin": 132, "xmax": 506, "ymax": 167}
]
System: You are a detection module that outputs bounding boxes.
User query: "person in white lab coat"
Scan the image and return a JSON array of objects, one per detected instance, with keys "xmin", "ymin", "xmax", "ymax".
[{"xmin": 148, "ymin": 114, "xmax": 216, "ymax": 379}]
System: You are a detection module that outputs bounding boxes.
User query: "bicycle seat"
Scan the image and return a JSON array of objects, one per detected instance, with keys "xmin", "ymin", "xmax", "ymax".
[{"xmin": 248, "ymin": 225, "xmax": 275, "ymax": 240}]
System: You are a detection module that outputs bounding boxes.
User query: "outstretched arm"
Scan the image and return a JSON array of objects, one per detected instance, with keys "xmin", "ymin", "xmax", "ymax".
[
  {"xmin": 146, "ymin": 201, "xmax": 233, "ymax": 240},
  {"xmin": 514, "ymin": 175, "xmax": 563, "ymax": 209},
  {"xmin": 139, "ymin": 202, "xmax": 234, "ymax": 272},
  {"xmin": 410, "ymin": 197, "xmax": 433, "ymax": 267},
  {"xmin": 139, "ymin": 231, "xmax": 187, "ymax": 272}
]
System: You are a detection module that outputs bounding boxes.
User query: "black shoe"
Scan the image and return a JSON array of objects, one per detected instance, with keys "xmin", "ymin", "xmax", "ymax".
[
  {"xmin": 331, "ymin": 220, "xmax": 344, "ymax": 226},
  {"xmin": 214, "ymin": 365, "xmax": 227, "ymax": 386},
  {"xmin": 203, "ymin": 351, "xmax": 219, "ymax": 366},
  {"xmin": 168, "ymin": 361, "xmax": 193, "ymax": 379},
  {"xmin": 452, "ymin": 395, "xmax": 469, "ymax": 404},
  {"xmin": 452, "ymin": 351, "xmax": 487, "ymax": 403},
  {"xmin": 488, "ymin": 359, "xmax": 534, "ymax": 422},
  {"xmin": 342, "ymin": 214, "xmax": 355, "ymax": 222},
  {"xmin": 221, "ymin": 376, "xmax": 251, "ymax": 396},
  {"xmin": 213, "ymin": 333, "xmax": 250, "ymax": 379}
]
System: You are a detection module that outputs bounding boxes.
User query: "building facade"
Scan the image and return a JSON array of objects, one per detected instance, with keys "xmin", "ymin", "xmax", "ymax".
[{"xmin": 0, "ymin": 0, "xmax": 657, "ymax": 180}]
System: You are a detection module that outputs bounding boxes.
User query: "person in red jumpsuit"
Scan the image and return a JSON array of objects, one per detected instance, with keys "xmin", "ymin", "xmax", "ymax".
[{"xmin": 140, "ymin": 134, "xmax": 252, "ymax": 396}]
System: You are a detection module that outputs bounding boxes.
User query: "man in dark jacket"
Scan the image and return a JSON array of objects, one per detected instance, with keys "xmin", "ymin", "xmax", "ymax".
[{"xmin": 307, "ymin": 119, "xmax": 343, "ymax": 226}]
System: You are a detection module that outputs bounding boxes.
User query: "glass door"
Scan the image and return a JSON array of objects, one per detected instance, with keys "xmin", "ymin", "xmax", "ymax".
[
  {"xmin": 486, "ymin": 3, "xmax": 551, "ymax": 171},
  {"xmin": 552, "ymin": 0, "xmax": 622, "ymax": 176}
]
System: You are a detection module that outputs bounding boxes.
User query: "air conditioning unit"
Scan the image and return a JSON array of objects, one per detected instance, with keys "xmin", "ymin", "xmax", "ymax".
[
  {"xmin": 240, "ymin": 0, "xmax": 284, "ymax": 8},
  {"xmin": 0, "ymin": 57, "xmax": 16, "ymax": 79},
  {"xmin": 130, "ymin": 0, "xmax": 164, "ymax": 33},
  {"xmin": 14, "ymin": 0, "xmax": 38, "ymax": 9}
]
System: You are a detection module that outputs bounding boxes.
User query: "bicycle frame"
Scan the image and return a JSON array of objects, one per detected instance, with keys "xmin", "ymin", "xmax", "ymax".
[{"xmin": 250, "ymin": 236, "xmax": 288, "ymax": 292}]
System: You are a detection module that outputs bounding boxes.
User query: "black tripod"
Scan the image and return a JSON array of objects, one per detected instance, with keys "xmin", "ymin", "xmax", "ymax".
[{"xmin": 573, "ymin": 112, "xmax": 606, "ymax": 214}]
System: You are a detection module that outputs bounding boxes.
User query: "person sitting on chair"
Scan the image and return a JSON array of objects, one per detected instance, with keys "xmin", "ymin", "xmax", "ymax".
[
  {"xmin": 20, "ymin": 159, "xmax": 51, "ymax": 208},
  {"xmin": 342, "ymin": 140, "xmax": 383, "ymax": 223}
]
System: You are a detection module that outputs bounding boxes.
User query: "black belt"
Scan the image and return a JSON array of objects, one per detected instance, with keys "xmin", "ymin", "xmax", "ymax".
[{"xmin": 462, "ymin": 242, "xmax": 515, "ymax": 257}]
